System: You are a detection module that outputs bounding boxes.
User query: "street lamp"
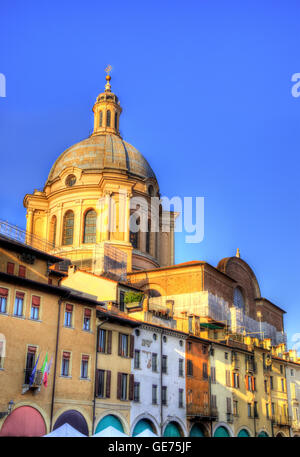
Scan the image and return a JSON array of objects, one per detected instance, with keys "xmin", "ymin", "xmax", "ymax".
[{"xmin": 0, "ymin": 400, "xmax": 14, "ymax": 419}]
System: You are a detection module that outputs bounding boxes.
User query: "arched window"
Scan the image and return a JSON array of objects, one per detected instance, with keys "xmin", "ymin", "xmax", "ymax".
[
  {"xmin": 99, "ymin": 111, "xmax": 103, "ymax": 127},
  {"xmin": 146, "ymin": 219, "xmax": 151, "ymax": 253},
  {"xmin": 62, "ymin": 211, "xmax": 74, "ymax": 246},
  {"xmin": 114, "ymin": 112, "xmax": 118, "ymax": 129},
  {"xmin": 49, "ymin": 215, "xmax": 57, "ymax": 247},
  {"xmin": 130, "ymin": 216, "xmax": 140, "ymax": 249},
  {"xmin": 83, "ymin": 209, "xmax": 97, "ymax": 244},
  {"xmin": 234, "ymin": 287, "xmax": 245, "ymax": 311},
  {"xmin": 106, "ymin": 110, "xmax": 111, "ymax": 127},
  {"xmin": 148, "ymin": 185, "xmax": 154, "ymax": 196}
]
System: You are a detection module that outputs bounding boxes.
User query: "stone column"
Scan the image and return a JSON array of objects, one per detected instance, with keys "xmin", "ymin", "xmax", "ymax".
[
  {"xmin": 96, "ymin": 196, "xmax": 105, "ymax": 243},
  {"xmin": 124, "ymin": 192, "xmax": 131, "ymax": 243},
  {"xmin": 56, "ymin": 203, "xmax": 63, "ymax": 247},
  {"xmin": 25, "ymin": 208, "xmax": 34, "ymax": 244},
  {"xmin": 104, "ymin": 191, "xmax": 111, "ymax": 241}
]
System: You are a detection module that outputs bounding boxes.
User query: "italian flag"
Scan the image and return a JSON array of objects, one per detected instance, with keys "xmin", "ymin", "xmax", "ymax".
[
  {"xmin": 41, "ymin": 352, "xmax": 48, "ymax": 386},
  {"xmin": 43, "ymin": 356, "xmax": 53, "ymax": 388}
]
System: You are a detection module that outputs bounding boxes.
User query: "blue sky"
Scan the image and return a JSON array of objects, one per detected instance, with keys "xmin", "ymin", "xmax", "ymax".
[{"xmin": 0, "ymin": 0, "xmax": 299, "ymax": 347}]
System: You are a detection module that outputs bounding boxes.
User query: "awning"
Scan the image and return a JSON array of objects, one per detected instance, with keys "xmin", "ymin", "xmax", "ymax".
[{"xmin": 44, "ymin": 423, "xmax": 86, "ymax": 437}]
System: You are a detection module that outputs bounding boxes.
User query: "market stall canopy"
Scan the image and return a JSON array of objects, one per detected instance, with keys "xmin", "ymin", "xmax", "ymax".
[
  {"xmin": 135, "ymin": 429, "xmax": 158, "ymax": 438},
  {"xmin": 93, "ymin": 426, "xmax": 128, "ymax": 437},
  {"xmin": 44, "ymin": 423, "xmax": 86, "ymax": 437}
]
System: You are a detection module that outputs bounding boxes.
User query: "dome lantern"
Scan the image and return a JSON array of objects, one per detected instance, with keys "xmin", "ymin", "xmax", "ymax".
[{"xmin": 92, "ymin": 66, "xmax": 122, "ymax": 138}]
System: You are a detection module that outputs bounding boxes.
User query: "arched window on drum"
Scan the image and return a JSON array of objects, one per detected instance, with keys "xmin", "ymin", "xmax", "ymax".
[
  {"xmin": 130, "ymin": 216, "xmax": 140, "ymax": 250},
  {"xmin": 233, "ymin": 287, "xmax": 245, "ymax": 312},
  {"xmin": 62, "ymin": 211, "xmax": 74, "ymax": 246},
  {"xmin": 83, "ymin": 210, "xmax": 97, "ymax": 244}
]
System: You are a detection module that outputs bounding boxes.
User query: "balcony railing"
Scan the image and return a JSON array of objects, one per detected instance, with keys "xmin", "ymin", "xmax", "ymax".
[
  {"xmin": 246, "ymin": 360, "xmax": 257, "ymax": 373},
  {"xmin": 23, "ymin": 369, "xmax": 43, "ymax": 387},
  {"xmin": 271, "ymin": 415, "xmax": 292, "ymax": 426},
  {"xmin": 187, "ymin": 403, "xmax": 218, "ymax": 420},
  {"xmin": 0, "ymin": 220, "xmax": 54, "ymax": 253}
]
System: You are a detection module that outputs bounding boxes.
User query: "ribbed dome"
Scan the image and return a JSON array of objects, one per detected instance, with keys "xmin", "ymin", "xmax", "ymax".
[{"xmin": 47, "ymin": 133, "xmax": 156, "ymax": 184}]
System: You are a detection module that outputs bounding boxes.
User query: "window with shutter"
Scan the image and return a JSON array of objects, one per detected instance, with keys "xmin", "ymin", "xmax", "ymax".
[
  {"xmin": 211, "ymin": 366, "xmax": 216, "ymax": 383},
  {"xmin": 129, "ymin": 374, "xmax": 134, "ymax": 401},
  {"xmin": 134, "ymin": 350, "xmax": 140, "ymax": 369},
  {"xmin": 106, "ymin": 370, "xmax": 111, "ymax": 398},
  {"xmin": 7, "ymin": 262, "xmax": 14, "ymax": 275},
  {"xmin": 152, "ymin": 384, "xmax": 158, "ymax": 404},
  {"xmin": 18, "ymin": 265, "xmax": 26, "ymax": 278},
  {"xmin": 64, "ymin": 304, "xmax": 73, "ymax": 327},
  {"xmin": 162, "ymin": 386, "xmax": 167, "ymax": 405},
  {"xmin": 120, "ymin": 373, "xmax": 128, "ymax": 400},
  {"xmin": 0, "ymin": 288, "xmax": 8, "ymax": 314},
  {"xmin": 130, "ymin": 335, "xmax": 134, "ymax": 358},
  {"xmin": 226, "ymin": 397, "xmax": 232, "ymax": 413},
  {"xmin": 97, "ymin": 369, "xmax": 105, "ymax": 397},
  {"xmin": 203, "ymin": 363, "xmax": 208, "ymax": 379},
  {"xmin": 179, "ymin": 389, "xmax": 184, "ymax": 408},
  {"xmin": 83, "ymin": 308, "xmax": 91, "ymax": 331},
  {"xmin": 14, "ymin": 292, "xmax": 24, "ymax": 316},
  {"xmin": 162, "ymin": 355, "xmax": 168, "ymax": 374},
  {"xmin": 61, "ymin": 352, "xmax": 71, "ymax": 376},
  {"xmin": 187, "ymin": 360, "xmax": 193, "ymax": 376},
  {"xmin": 107, "ymin": 330, "xmax": 112, "ymax": 354},
  {"xmin": 31, "ymin": 295, "xmax": 40, "ymax": 320},
  {"xmin": 119, "ymin": 333, "xmax": 129, "ymax": 357},
  {"xmin": 98, "ymin": 329, "xmax": 107, "ymax": 353},
  {"xmin": 117, "ymin": 372, "xmax": 122, "ymax": 399},
  {"xmin": 81, "ymin": 355, "xmax": 89, "ymax": 379},
  {"xmin": 152, "ymin": 353, "xmax": 158, "ymax": 372}
]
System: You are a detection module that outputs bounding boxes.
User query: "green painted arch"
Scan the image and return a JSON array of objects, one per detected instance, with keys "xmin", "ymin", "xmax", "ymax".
[
  {"xmin": 163, "ymin": 422, "xmax": 182, "ymax": 437},
  {"xmin": 133, "ymin": 419, "xmax": 154, "ymax": 437},
  {"xmin": 214, "ymin": 426, "xmax": 230, "ymax": 437},
  {"xmin": 95, "ymin": 415, "xmax": 124, "ymax": 434},
  {"xmin": 258, "ymin": 431, "xmax": 269, "ymax": 437},
  {"xmin": 237, "ymin": 429, "xmax": 250, "ymax": 437},
  {"xmin": 190, "ymin": 424, "xmax": 204, "ymax": 437}
]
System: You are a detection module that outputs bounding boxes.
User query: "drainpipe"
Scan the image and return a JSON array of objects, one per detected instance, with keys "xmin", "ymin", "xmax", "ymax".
[
  {"xmin": 50, "ymin": 297, "xmax": 63, "ymax": 431},
  {"xmin": 160, "ymin": 331, "xmax": 163, "ymax": 437},
  {"xmin": 208, "ymin": 342, "xmax": 212, "ymax": 437},
  {"xmin": 92, "ymin": 318, "xmax": 109, "ymax": 435}
]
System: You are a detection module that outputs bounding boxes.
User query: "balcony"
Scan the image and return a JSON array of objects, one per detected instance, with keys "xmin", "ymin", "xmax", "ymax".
[
  {"xmin": 231, "ymin": 358, "xmax": 239, "ymax": 370},
  {"xmin": 271, "ymin": 415, "xmax": 292, "ymax": 427},
  {"xmin": 226, "ymin": 412, "xmax": 234, "ymax": 423},
  {"xmin": 187, "ymin": 403, "xmax": 218, "ymax": 421},
  {"xmin": 246, "ymin": 360, "xmax": 257, "ymax": 373},
  {"xmin": 22, "ymin": 369, "xmax": 43, "ymax": 394}
]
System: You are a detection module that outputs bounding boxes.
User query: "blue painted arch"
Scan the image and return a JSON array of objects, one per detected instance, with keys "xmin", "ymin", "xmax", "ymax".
[
  {"xmin": 132, "ymin": 419, "xmax": 155, "ymax": 436},
  {"xmin": 163, "ymin": 421, "xmax": 182, "ymax": 437},
  {"xmin": 258, "ymin": 431, "xmax": 269, "ymax": 437},
  {"xmin": 237, "ymin": 429, "xmax": 250, "ymax": 437},
  {"xmin": 214, "ymin": 426, "xmax": 230, "ymax": 437},
  {"xmin": 95, "ymin": 415, "xmax": 124, "ymax": 434},
  {"xmin": 189, "ymin": 424, "xmax": 204, "ymax": 437}
]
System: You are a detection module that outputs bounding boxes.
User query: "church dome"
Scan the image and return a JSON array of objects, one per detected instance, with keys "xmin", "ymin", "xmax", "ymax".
[{"xmin": 46, "ymin": 133, "xmax": 156, "ymax": 184}]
